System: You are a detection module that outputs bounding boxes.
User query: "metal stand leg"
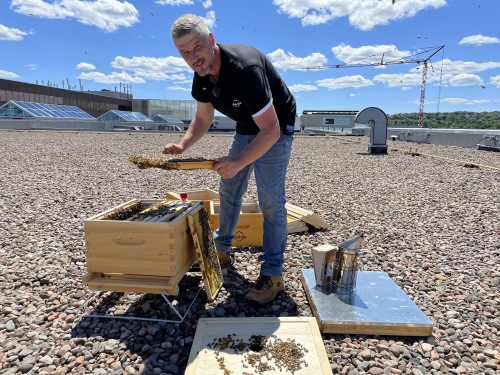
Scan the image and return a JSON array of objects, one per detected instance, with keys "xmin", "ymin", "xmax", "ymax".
[{"xmin": 77, "ymin": 286, "xmax": 203, "ymax": 324}]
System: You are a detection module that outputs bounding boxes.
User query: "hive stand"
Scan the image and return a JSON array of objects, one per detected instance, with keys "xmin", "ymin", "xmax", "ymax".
[{"xmin": 77, "ymin": 288, "xmax": 203, "ymax": 324}]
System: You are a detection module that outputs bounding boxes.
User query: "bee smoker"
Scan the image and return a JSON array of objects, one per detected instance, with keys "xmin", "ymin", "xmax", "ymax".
[{"xmin": 312, "ymin": 235, "xmax": 362, "ymax": 295}]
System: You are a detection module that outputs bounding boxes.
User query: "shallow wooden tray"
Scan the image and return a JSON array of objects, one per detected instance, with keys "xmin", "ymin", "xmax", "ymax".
[{"xmin": 186, "ymin": 317, "xmax": 333, "ymax": 375}]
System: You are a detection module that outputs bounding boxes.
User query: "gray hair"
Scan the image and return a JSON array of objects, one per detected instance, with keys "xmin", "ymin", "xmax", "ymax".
[{"xmin": 171, "ymin": 14, "xmax": 210, "ymax": 41}]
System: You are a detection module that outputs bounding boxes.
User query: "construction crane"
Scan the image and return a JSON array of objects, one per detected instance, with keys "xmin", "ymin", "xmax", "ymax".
[{"xmin": 304, "ymin": 45, "xmax": 445, "ymax": 127}]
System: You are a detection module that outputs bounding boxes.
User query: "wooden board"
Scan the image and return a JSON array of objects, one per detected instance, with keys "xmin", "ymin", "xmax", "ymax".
[
  {"xmin": 186, "ymin": 317, "xmax": 333, "ymax": 375},
  {"xmin": 82, "ymin": 269, "xmax": 188, "ymax": 295},
  {"xmin": 171, "ymin": 160, "xmax": 215, "ymax": 169},
  {"xmin": 285, "ymin": 203, "xmax": 329, "ymax": 229},
  {"xmin": 187, "ymin": 205, "xmax": 223, "ymax": 302},
  {"xmin": 287, "ymin": 216, "xmax": 308, "ymax": 233}
]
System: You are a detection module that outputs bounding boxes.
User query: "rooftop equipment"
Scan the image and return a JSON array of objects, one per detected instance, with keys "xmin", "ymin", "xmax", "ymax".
[{"xmin": 354, "ymin": 107, "xmax": 388, "ymax": 154}]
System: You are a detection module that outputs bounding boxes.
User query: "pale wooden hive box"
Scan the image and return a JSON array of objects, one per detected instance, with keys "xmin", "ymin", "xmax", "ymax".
[
  {"xmin": 209, "ymin": 200, "xmax": 264, "ymax": 247},
  {"xmin": 165, "ymin": 188, "xmax": 220, "ymax": 201},
  {"xmin": 83, "ymin": 199, "xmax": 197, "ymax": 295},
  {"xmin": 166, "ymin": 189, "xmax": 264, "ymax": 247},
  {"xmin": 165, "ymin": 188, "xmax": 323, "ymax": 245}
]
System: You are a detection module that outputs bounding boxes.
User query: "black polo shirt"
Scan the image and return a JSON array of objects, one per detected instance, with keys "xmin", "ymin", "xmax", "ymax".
[{"xmin": 191, "ymin": 44, "xmax": 296, "ymax": 135}]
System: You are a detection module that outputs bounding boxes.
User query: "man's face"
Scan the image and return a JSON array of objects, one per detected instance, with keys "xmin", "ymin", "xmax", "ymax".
[{"xmin": 175, "ymin": 32, "xmax": 214, "ymax": 77}]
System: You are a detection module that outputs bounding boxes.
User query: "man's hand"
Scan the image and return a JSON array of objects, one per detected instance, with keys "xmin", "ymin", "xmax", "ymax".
[
  {"xmin": 212, "ymin": 157, "xmax": 243, "ymax": 179},
  {"xmin": 163, "ymin": 143, "xmax": 185, "ymax": 155}
]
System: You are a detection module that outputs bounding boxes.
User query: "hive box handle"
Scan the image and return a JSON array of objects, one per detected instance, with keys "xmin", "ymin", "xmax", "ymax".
[{"xmin": 113, "ymin": 237, "xmax": 145, "ymax": 246}]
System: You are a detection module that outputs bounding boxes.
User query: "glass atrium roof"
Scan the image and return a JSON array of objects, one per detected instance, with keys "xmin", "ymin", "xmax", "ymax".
[
  {"xmin": 152, "ymin": 114, "xmax": 184, "ymax": 124},
  {"xmin": 97, "ymin": 110, "xmax": 152, "ymax": 122},
  {"xmin": 0, "ymin": 100, "xmax": 95, "ymax": 119}
]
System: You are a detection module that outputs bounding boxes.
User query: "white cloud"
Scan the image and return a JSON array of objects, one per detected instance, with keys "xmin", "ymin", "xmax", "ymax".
[
  {"xmin": 332, "ymin": 44, "xmax": 410, "ymax": 65},
  {"xmin": 272, "ymin": 0, "xmax": 446, "ymax": 30},
  {"xmin": 424, "ymin": 59, "xmax": 500, "ymax": 85},
  {"xmin": 267, "ymin": 49, "xmax": 327, "ymax": 70},
  {"xmin": 288, "ymin": 84, "xmax": 318, "ymax": 92},
  {"xmin": 203, "ymin": 10, "xmax": 217, "ymax": 29},
  {"xmin": 11, "ymin": 0, "xmax": 139, "ymax": 32},
  {"xmin": 374, "ymin": 72, "xmax": 424, "ymax": 87},
  {"xmin": 0, "ymin": 70, "xmax": 19, "ymax": 79},
  {"xmin": 447, "ymin": 73, "xmax": 482, "ymax": 87},
  {"xmin": 169, "ymin": 74, "xmax": 188, "ymax": 81},
  {"xmin": 342, "ymin": 55, "xmax": 500, "ymax": 91},
  {"xmin": 111, "ymin": 56, "xmax": 189, "ymax": 80},
  {"xmin": 316, "ymin": 75, "xmax": 373, "ymax": 89},
  {"xmin": 490, "ymin": 75, "xmax": 500, "ymax": 88},
  {"xmin": 301, "ymin": 11, "xmax": 335, "ymax": 26},
  {"xmin": 166, "ymin": 85, "xmax": 191, "ymax": 91},
  {"xmin": 201, "ymin": 0, "xmax": 212, "ymax": 8},
  {"xmin": 440, "ymin": 98, "xmax": 489, "ymax": 105},
  {"xmin": 0, "ymin": 24, "xmax": 30, "ymax": 41},
  {"xmin": 459, "ymin": 35, "xmax": 500, "ymax": 46},
  {"xmin": 76, "ymin": 62, "xmax": 96, "ymax": 71},
  {"xmin": 26, "ymin": 64, "xmax": 37, "ymax": 70},
  {"xmin": 78, "ymin": 71, "xmax": 145, "ymax": 84},
  {"xmin": 155, "ymin": 0, "xmax": 194, "ymax": 5}
]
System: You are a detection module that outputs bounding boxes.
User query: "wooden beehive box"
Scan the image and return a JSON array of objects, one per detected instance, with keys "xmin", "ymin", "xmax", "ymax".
[
  {"xmin": 165, "ymin": 188, "xmax": 220, "ymax": 201},
  {"xmin": 83, "ymin": 199, "xmax": 199, "ymax": 295},
  {"xmin": 209, "ymin": 200, "xmax": 264, "ymax": 247},
  {"xmin": 165, "ymin": 189, "xmax": 328, "ymax": 243},
  {"xmin": 186, "ymin": 317, "xmax": 333, "ymax": 375}
]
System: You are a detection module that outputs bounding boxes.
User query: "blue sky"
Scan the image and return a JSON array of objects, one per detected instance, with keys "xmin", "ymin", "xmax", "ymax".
[{"xmin": 1, "ymin": 0, "xmax": 499, "ymax": 115}]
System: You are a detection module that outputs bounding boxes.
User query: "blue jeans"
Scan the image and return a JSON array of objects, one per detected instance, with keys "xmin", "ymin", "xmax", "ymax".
[{"xmin": 213, "ymin": 131, "xmax": 293, "ymax": 276}]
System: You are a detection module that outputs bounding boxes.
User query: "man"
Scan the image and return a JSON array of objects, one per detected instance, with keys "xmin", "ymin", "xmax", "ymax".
[{"xmin": 164, "ymin": 14, "xmax": 296, "ymax": 305}]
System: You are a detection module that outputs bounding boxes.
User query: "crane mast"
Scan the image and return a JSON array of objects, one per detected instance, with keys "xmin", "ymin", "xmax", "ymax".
[{"xmin": 418, "ymin": 61, "xmax": 428, "ymax": 127}]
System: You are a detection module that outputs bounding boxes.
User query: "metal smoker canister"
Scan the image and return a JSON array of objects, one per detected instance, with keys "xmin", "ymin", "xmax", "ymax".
[
  {"xmin": 333, "ymin": 247, "xmax": 359, "ymax": 294},
  {"xmin": 332, "ymin": 236, "xmax": 362, "ymax": 294}
]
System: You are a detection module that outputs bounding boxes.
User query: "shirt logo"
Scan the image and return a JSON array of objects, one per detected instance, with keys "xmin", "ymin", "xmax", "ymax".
[{"xmin": 232, "ymin": 100, "xmax": 242, "ymax": 107}]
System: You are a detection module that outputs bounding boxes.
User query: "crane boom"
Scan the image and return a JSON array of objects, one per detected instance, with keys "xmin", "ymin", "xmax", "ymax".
[{"xmin": 303, "ymin": 45, "xmax": 445, "ymax": 127}]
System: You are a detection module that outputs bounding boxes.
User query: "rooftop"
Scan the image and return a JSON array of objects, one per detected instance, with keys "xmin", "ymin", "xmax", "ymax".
[{"xmin": 1, "ymin": 130, "xmax": 498, "ymax": 374}]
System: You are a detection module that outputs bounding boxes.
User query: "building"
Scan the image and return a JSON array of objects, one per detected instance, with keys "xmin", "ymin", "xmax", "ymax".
[
  {"xmin": 301, "ymin": 110, "xmax": 358, "ymax": 132},
  {"xmin": 0, "ymin": 78, "xmax": 132, "ymax": 118},
  {"xmin": 132, "ymin": 99, "xmax": 197, "ymax": 121}
]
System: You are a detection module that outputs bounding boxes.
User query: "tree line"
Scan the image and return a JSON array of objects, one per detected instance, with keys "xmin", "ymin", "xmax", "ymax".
[{"xmin": 388, "ymin": 111, "xmax": 500, "ymax": 129}]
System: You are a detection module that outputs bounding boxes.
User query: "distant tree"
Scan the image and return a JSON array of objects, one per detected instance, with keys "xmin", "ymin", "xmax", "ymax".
[{"xmin": 388, "ymin": 112, "xmax": 500, "ymax": 129}]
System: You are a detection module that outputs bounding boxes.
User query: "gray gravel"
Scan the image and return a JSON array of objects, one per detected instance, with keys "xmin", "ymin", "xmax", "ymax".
[{"xmin": 0, "ymin": 130, "xmax": 499, "ymax": 375}]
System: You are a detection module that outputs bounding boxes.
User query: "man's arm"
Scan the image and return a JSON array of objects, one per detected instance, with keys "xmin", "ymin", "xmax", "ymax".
[
  {"xmin": 163, "ymin": 101, "xmax": 214, "ymax": 154},
  {"xmin": 213, "ymin": 102, "xmax": 280, "ymax": 178}
]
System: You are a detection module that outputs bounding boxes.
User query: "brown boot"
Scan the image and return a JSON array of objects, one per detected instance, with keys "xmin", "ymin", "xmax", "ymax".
[
  {"xmin": 217, "ymin": 251, "xmax": 232, "ymax": 267},
  {"xmin": 245, "ymin": 274, "xmax": 285, "ymax": 305}
]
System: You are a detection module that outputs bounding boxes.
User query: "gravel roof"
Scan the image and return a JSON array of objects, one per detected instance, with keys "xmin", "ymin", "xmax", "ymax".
[{"xmin": 1, "ymin": 130, "xmax": 499, "ymax": 375}]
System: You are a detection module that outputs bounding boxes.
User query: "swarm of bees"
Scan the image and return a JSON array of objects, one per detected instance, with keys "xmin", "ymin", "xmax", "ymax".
[
  {"xmin": 129, "ymin": 154, "xmax": 213, "ymax": 170},
  {"xmin": 96, "ymin": 200, "xmax": 142, "ymax": 221},
  {"xmin": 207, "ymin": 334, "xmax": 309, "ymax": 374},
  {"xmin": 96, "ymin": 200, "xmax": 192, "ymax": 222},
  {"xmin": 197, "ymin": 207, "xmax": 223, "ymax": 282}
]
